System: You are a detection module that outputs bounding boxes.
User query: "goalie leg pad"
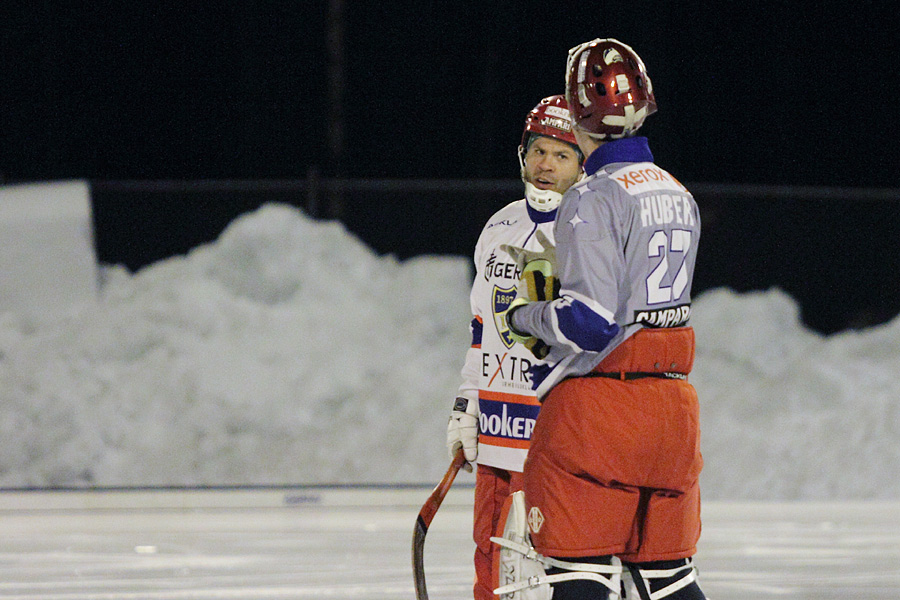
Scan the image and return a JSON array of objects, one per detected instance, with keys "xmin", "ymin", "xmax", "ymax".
[
  {"xmin": 626, "ymin": 558, "xmax": 705, "ymax": 600},
  {"xmin": 491, "ymin": 490, "xmax": 551, "ymax": 600},
  {"xmin": 491, "ymin": 491, "xmax": 624, "ymax": 599}
]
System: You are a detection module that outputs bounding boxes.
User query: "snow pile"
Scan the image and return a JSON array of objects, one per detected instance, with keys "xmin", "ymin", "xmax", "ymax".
[
  {"xmin": 0, "ymin": 204, "xmax": 470, "ymax": 487},
  {"xmin": 692, "ymin": 288, "xmax": 900, "ymax": 499},
  {"xmin": 1, "ymin": 202, "xmax": 898, "ymax": 499}
]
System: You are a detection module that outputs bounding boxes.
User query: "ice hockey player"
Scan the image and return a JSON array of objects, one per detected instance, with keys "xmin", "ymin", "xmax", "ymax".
[
  {"xmin": 446, "ymin": 94, "xmax": 584, "ymax": 600},
  {"xmin": 498, "ymin": 39, "xmax": 708, "ymax": 599}
]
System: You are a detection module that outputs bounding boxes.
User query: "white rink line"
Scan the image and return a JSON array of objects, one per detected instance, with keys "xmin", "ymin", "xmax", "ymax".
[{"xmin": 0, "ymin": 489, "xmax": 898, "ymax": 599}]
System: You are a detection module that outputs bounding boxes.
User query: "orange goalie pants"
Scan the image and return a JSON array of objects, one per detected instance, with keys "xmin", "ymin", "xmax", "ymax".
[
  {"xmin": 473, "ymin": 464, "xmax": 523, "ymax": 600},
  {"xmin": 523, "ymin": 327, "xmax": 703, "ymax": 563}
]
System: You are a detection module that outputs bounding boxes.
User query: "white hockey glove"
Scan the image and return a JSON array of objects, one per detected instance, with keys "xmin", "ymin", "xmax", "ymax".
[
  {"xmin": 501, "ymin": 230, "xmax": 559, "ymax": 359},
  {"xmin": 500, "ymin": 229, "xmax": 557, "ymax": 279},
  {"xmin": 446, "ymin": 396, "xmax": 478, "ymax": 472}
]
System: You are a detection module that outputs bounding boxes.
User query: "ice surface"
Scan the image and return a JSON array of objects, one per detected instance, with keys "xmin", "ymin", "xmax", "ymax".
[
  {"xmin": 1, "ymin": 489, "xmax": 898, "ymax": 599},
  {"xmin": 1, "ymin": 202, "xmax": 898, "ymax": 499}
]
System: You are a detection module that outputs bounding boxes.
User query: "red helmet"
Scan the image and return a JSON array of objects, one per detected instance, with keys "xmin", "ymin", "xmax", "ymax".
[
  {"xmin": 518, "ymin": 95, "xmax": 583, "ymax": 212},
  {"xmin": 565, "ymin": 38, "xmax": 656, "ymax": 139},
  {"xmin": 520, "ymin": 95, "xmax": 580, "ymax": 154}
]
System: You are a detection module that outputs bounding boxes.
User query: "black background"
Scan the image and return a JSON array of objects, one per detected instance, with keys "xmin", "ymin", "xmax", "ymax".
[{"xmin": 2, "ymin": 3, "xmax": 899, "ymax": 332}]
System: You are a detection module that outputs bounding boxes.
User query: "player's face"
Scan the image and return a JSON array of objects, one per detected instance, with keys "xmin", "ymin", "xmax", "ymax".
[{"xmin": 523, "ymin": 136, "xmax": 582, "ymax": 195}]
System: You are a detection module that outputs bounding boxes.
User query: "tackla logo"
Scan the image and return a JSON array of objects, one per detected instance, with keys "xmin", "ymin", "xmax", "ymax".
[
  {"xmin": 528, "ymin": 506, "xmax": 544, "ymax": 534},
  {"xmin": 492, "ymin": 285, "xmax": 517, "ymax": 348}
]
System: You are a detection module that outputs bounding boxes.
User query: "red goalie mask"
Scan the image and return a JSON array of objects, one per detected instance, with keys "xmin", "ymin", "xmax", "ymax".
[{"xmin": 565, "ymin": 38, "xmax": 657, "ymax": 140}]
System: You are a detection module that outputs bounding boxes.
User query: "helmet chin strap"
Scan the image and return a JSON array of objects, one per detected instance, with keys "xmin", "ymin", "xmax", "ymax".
[{"xmin": 524, "ymin": 182, "xmax": 563, "ymax": 212}]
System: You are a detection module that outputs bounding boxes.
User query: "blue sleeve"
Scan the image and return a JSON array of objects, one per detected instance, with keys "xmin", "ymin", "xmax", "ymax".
[{"xmin": 554, "ymin": 299, "xmax": 619, "ymax": 352}]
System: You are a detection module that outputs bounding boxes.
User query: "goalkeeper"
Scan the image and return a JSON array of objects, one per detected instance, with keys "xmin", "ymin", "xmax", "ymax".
[{"xmin": 501, "ymin": 39, "xmax": 707, "ymax": 600}]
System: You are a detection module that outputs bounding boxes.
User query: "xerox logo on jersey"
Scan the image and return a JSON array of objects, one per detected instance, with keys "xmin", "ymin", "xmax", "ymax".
[
  {"xmin": 611, "ymin": 162, "xmax": 688, "ymax": 195},
  {"xmin": 484, "ymin": 250, "xmax": 520, "ymax": 282},
  {"xmin": 492, "ymin": 285, "xmax": 517, "ymax": 348},
  {"xmin": 479, "ymin": 399, "xmax": 540, "ymax": 441},
  {"xmin": 634, "ymin": 303, "xmax": 691, "ymax": 328}
]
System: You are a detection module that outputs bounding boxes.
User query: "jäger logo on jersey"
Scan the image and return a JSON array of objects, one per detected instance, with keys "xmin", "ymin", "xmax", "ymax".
[
  {"xmin": 611, "ymin": 161, "xmax": 687, "ymax": 195},
  {"xmin": 492, "ymin": 285, "xmax": 517, "ymax": 348},
  {"xmin": 484, "ymin": 250, "xmax": 520, "ymax": 282},
  {"xmin": 634, "ymin": 303, "xmax": 691, "ymax": 328}
]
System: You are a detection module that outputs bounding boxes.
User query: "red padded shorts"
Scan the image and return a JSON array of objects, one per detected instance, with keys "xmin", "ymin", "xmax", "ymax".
[{"xmin": 523, "ymin": 327, "xmax": 702, "ymax": 562}]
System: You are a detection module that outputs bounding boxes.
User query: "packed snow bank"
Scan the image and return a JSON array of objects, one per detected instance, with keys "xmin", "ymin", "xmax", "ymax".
[
  {"xmin": 692, "ymin": 288, "xmax": 900, "ymax": 499},
  {"xmin": 0, "ymin": 204, "xmax": 470, "ymax": 487},
  {"xmin": 1, "ymin": 203, "xmax": 897, "ymax": 499}
]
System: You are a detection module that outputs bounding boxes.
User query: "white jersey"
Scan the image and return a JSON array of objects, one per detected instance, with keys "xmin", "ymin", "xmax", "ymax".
[{"xmin": 457, "ymin": 199, "xmax": 555, "ymax": 472}]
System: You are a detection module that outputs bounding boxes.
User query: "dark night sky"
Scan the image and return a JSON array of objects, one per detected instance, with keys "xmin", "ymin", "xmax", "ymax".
[
  {"xmin": 2, "ymin": 3, "xmax": 900, "ymax": 333},
  {"xmin": 2, "ymin": 2, "xmax": 898, "ymax": 187}
]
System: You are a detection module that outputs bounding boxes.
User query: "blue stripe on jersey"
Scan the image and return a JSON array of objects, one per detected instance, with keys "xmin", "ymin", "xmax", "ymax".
[
  {"xmin": 525, "ymin": 203, "xmax": 556, "ymax": 223},
  {"xmin": 478, "ymin": 399, "xmax": 540, "ymax": 441},
  {"xmin": 584, "ymin": 136, "xmax": 654, "ymax": 175},
  {"xmin": 554, "ymin": 299, "xmax": 620, "ymax": 352},
  {"xmin": 470, "ymin": 317, "xmax": 483, "ymax": 347},
  {"xmin": 529, "ymin": 363, "xmax": 553, "ymax": 391}
]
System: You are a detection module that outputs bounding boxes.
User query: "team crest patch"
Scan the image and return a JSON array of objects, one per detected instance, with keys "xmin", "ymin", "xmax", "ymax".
[
  {"xmin": 528, "ymin": 506, "xmax": 544, "ymax": 534},
  {"xmin": 492, "ymin": 285, "xmax": 517, "ymax": 348}
]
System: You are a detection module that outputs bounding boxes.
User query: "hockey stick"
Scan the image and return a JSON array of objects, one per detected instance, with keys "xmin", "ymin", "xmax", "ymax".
[{"xmin": 412, "ymin": 448, "xmax": 467, "ymax": 600}]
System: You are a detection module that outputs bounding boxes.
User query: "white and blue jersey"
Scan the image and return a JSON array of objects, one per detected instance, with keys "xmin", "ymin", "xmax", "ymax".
[
  {"xmin": 457, "ymin": 200, "xmax": 556, "ymax": 472},
  {"xmin": 510, "ymin": 137, "xmax": 701, "ymax": 398}
]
